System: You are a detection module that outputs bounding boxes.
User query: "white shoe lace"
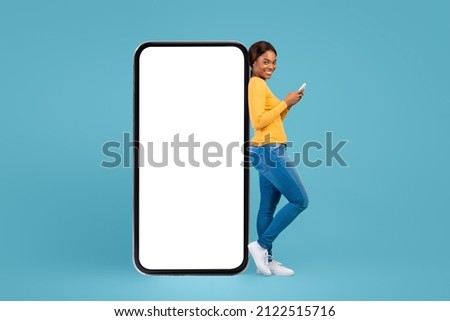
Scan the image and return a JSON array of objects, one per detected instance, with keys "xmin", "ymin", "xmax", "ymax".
[
  {"xmin": 263, "ymin": 252, "xmax": 270, "ymax": 266},
  {"xmin": 267, "ymin": 255, "xmax": 283, "ymax": 267}
]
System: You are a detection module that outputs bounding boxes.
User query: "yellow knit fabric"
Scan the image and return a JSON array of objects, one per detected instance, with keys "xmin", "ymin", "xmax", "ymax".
[{"xmin": 248, "ymin": 76, "xmax": 289, "ymax": 145}]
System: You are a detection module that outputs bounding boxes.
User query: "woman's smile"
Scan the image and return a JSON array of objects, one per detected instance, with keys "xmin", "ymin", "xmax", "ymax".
[{"xmin": 252, "ymin": 50, "xmax": 277, "ymax": 80}]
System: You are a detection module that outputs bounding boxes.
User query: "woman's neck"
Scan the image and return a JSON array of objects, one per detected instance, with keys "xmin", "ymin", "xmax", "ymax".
[{"xmin": 251, "ymin": 73, "xmax": 266, "ymax": 81}]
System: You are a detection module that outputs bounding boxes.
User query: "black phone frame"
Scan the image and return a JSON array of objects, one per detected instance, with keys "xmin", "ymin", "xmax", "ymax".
[{"xmin": 133, "ymin": 41, "xmax": 250, "ymax": 275}]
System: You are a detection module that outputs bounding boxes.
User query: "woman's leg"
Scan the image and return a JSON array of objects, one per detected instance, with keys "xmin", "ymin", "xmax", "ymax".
[
  {"xmin": 257, "ymin": 172, "xmax": 282, "ymax": 258},
  {"xmin": 256, "ymin": 145, "xmax": 309, "ymax": 251}
]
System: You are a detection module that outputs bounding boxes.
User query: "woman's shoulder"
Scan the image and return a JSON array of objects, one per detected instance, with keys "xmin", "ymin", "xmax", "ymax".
[{"xmin": 249, "ymin": 76, "xmax": 267, "ymax": 89}]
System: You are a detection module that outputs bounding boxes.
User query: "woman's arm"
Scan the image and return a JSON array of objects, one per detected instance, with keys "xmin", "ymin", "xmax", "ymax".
[
  {"xmin": 279, "ymin": 92, "xmax": 303, "ymax": 121},
  {"xmin": 280, "ymin": 107, "xmax": 290, "ymax": 121},
  {"xmin": 249, "ymin": 78, "xmax": 288, "ymax": 130}
]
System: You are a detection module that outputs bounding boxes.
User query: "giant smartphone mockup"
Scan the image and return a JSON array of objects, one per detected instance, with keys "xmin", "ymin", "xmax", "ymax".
[{"xmin": 133, "ymin": 42, "xmax": 249, "ymax": 274}]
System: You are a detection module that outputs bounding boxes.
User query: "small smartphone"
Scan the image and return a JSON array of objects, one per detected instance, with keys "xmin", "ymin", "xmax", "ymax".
[
  {"xmin": 133, "ymin": 41, "xmax": 249, "ymax": 275},
  {"xmin": 298, "ymin": 83, "xmax": 307, "ymax": 92}
]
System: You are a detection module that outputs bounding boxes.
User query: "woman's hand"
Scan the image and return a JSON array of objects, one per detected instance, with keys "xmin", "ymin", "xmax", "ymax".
[{"xmin": 284, "ymin": 91, "xmax": 304, "ymax": 108}]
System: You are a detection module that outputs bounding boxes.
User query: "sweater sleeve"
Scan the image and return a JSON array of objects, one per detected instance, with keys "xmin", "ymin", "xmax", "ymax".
[
  {"xmin": 280, "ymin": 108, "xmax": 289, "ymax": 121},
  {"xmin": 249, "ymin": 78, "xmax": 288, "ymax": 130}
]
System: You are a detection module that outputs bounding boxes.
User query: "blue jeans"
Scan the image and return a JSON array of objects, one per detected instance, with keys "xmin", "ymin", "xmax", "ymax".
[{"xmin": 249, "ymin": 144, "xmax": 309, "ymax": 256}]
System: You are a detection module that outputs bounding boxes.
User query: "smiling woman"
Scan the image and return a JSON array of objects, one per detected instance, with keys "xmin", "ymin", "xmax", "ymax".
[
  {"xmin": 247, "ymin": 40, "xmax": 310, "ymax": 277},
  {"xmin": 250, "ymin": 44, "xmax": 277, "ymax": 80}
]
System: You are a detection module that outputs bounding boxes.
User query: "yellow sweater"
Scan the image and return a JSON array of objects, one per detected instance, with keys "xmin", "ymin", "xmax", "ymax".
[{"xmin": 248, "ymin": 76, "xmax": 289, "ymax": 145}]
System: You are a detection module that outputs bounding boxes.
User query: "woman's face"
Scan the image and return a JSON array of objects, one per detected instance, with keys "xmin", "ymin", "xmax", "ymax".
[{"xmin": 252, "ymin": 50, "xmax": 277, "ymax": 80}]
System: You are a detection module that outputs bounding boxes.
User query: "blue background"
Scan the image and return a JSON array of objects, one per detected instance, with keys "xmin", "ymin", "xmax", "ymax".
[{"xmin": 1, "ymin": 0, "xmax": 449, "ymax": 300}]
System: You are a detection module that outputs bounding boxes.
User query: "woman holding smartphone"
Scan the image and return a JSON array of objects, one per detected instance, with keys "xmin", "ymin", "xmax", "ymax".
[{"xmin": 247, "ymin": 41, "xmax": 309, "ymax": 276}]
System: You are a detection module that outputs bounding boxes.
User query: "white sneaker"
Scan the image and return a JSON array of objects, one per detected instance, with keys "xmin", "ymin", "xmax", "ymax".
[
  {"xmin": 248, "ymin": 241, "xmax": 271, "ymax": 276},
  {"xmin": 257, "ymin": 258, "xmax": 295, "ymax": 276}
]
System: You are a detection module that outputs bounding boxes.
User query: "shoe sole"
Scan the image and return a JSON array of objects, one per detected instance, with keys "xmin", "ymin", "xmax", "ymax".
[{"xmin": 256, "ymin": 269, "xmax": 294, "ymax": 276}]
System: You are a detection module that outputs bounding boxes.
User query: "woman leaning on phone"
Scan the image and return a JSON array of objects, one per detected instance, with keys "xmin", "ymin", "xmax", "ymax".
[{"xmin": 247, "ymin": 40, "xmax": 309, "ymax": 276}]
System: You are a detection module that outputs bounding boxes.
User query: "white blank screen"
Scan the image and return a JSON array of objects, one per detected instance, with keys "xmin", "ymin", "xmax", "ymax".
[{"xmin": 137, "ymin": 44, "xmax": 247, "ymax": 272}]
